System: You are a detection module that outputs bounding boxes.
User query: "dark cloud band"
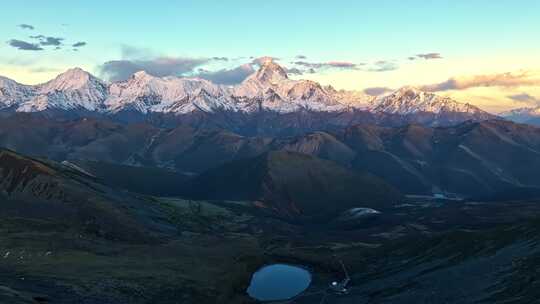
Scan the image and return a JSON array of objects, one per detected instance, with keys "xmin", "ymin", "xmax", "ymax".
[
  {"xmin": 18, "ymin": 24, "xmax": 35, "ymax": 30},
  {"xmin": 363, "ymin": 87, "xmax": 393, "ymax": 96},
  {"xmin": 290, "ymin": 60, "xmax": 362, "ymax": 75},
  {"xmin": 7, "ymin": 39, "xmax": 43, "ymax": 51},
  {"xmin": 415, "ymin": 53, "xmax": 443, "ymax": 60},
  {"xmin": 195, "ymin": 64, "xmax": 254, "ymax": 85},
  {"xmin": 99, "ymin": 57, "xmax": 210, "ymax": 82},
  {"xmin": 29, "ymin": 35, "xmax": 64, "ymax": 46},
  {"xmin": 507, "ymin": 93, "xmax": 540, "ymax": 105}
]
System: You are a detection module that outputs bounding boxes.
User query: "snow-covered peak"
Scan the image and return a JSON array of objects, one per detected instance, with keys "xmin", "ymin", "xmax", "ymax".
[
  {"xmin": 234, "ymin": 60, "xmax": 289, "ymax": 97},
  {"xmin": 331, "ymin": 89, "xmax": 374, "ymax": 109},
  {"xmin": 18, "ymin": 68, "xmax": 110, "ymax": 111},
  {"xmin": 394, "ymin": 85, "xmax": 423, "ymax": 95},
  {"xmin": 252, "ymin": 60, "xmax": 289, "ymax": 84},
  {"xmin": 40, "ymin": 68, "xmax": 104, "ymax": 92},
  {"xmin": 0, "ymin": 76, "xmax": 35, "ymax": 108},
  {"xmin": 131, "ymin": 70, "xmax": 155, "ymax": 80},
  {"xmin": 372, "ymin": 86, "xmax": 486, "ymax": 115},
  {"xmin": 107, "ymin": 74, "xmax": 223, "ymax": 113},
  {"xmin": 381, "ymin": 86, "xmax": 428, "ymax": 106}
]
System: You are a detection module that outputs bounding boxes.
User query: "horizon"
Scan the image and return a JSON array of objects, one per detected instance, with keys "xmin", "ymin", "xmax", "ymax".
[{"xmin": 1, "ymin": 1, "xmax": 540, "ymax": 113}]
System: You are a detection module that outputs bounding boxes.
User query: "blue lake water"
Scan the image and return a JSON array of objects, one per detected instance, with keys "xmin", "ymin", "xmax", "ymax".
[{"xmin": 247, "ymin": 263, "xmax": 312, "ymax": 301}]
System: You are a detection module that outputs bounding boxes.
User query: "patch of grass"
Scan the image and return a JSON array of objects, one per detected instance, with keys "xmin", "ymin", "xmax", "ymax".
[{"xmin": 156, "ymin": 198, "xmax": 254, "ymax": 234}]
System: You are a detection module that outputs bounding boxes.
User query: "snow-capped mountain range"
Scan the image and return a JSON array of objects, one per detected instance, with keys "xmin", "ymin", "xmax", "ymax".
[
  {"xmin": 0, "ymin": 60, "xmax": 493, "ymax": 122},
  {"xmin": 373, "ymin": 86, "xmax": 487, "ymax": 115}
]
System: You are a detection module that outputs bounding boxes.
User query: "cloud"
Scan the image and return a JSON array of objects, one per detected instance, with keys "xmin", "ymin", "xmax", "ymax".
[
  {"xmin": 408, "ymin": 53, "xmax": 443, "ymax": 61},
  {"xmin": 296, "ymin": 55, "xmax": 307, "ymax": 59},
  {"xmin": 507, "ymin": 93, "xmax": 540, "ymax": 105},
  {"xmin": 368, "ymin": 60, "xmax": 399, "ymax": 72},
  {"xmin": 285, "ymin": 67, "xmax": 303, "ymax": 75},
  {"xmin": 363, "ymin": 87, "xmax": 393, "ymax": 96},
  {"xmin": 100, "ymin": 45, "xmax": 239, "ymax": 82},
  {"xmin": 327, "ymin": 61, "xmax": 361, "ymax": 68},
  {"xmin": 18, "ymin": 24, "xmax": 34, "ymax": 30},
  {"xmin": 72, "ymin": 41, "xmax": 87, "ymax": 48},
  {"xmin": 40, "ymin": 37, "xmax": 63, "ymax": 46},
  {"xmin": 291, "ymin": 60, "xmax": 361, "ymax": 71},
  {"xmin": 99, "ymin": 57, "xmax": 210, "ymax": 81},
  {"xmin": 422, "ymin": 71, "xmax": 540, "ymax": 92},
  {"xmin": 6, "ymin": 39, "xmax": 43, "ymax": 51},
  {"xmin": 415, "ymin": 53, "xmax": 443, "ymax": 60},
  {"xmin": 291, "ymin": 61, "xmax": 320, "ymax": 68},
  {"xmin": 29, "ymin": 67, "xmax": 62, "ymax": 73},
  {"xmin": 421, "ymin": 79, "xmax": 458, "ymax": 91},
  {"xmin": 252, "ymin": 56, "xmax": 279, "ymax": 66},
  {"xmin": 120, "ymin": 45, "xmax": 153, "ymax": 59},
  {"xmin": 3, "ymin": 56, "xmax": 37, "ymax": 66},
  {"xmin": 195, "ymin": 64, "xmax": 255, "ymax": 85},
  {"xmin": 29, "ymin": 35, "xmax": 64, "ymax": 46}
]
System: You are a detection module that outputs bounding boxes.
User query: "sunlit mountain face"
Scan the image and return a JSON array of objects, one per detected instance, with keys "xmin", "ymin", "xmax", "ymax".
[{"xmin": 1, "ymin": 2, "xmax": 540, "ymax": 304}]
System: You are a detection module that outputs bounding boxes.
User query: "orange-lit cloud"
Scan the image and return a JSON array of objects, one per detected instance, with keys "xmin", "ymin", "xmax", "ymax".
[
  {"xmin": 422, "ymin": 70, "xmax": 540, "ymax": 92},
  {"xmin": 507, "ymin": 93, "xmax": 540, "ymax": 105}
]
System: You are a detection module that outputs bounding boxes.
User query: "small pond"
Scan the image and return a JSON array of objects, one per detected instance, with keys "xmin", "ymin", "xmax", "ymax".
[{"xmin": 247, "ymin": 263, "xmax": 312, "ymax": 301}]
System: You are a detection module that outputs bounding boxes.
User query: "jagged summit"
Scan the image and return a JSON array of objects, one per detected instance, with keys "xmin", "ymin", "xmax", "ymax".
[
  {"xmin": 0, "ymin": 68, "xmax": 108, "ymax": 112},
  {"xmin": 373, "ymin": 85, "xmax": 492, "ymax": 117},
  {"xmin": 253, "ymin": 60, "xmax": 289, "ymax": 83},
  {"xmin": 131, "ymin": 70, "xmax": 154, "ymax": 80},
  {"xmin": 394, "ymin": 85, "xmax": 424, "ymax": 95}
]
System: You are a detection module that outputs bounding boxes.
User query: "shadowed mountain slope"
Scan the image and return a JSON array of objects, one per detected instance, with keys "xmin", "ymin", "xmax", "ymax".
[
  {"xmin": 0, "ymin": 149, "xmax": 175, "ymax": 242},
  {"xmin": 180, "ymin": 150, "xmax": 402, "ymax": 220}
]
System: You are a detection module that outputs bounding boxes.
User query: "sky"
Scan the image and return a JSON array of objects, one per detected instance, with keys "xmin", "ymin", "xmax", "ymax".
[{"xmin": 0, "ymin": 0, "xmax": 539, "ymax": 113}]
